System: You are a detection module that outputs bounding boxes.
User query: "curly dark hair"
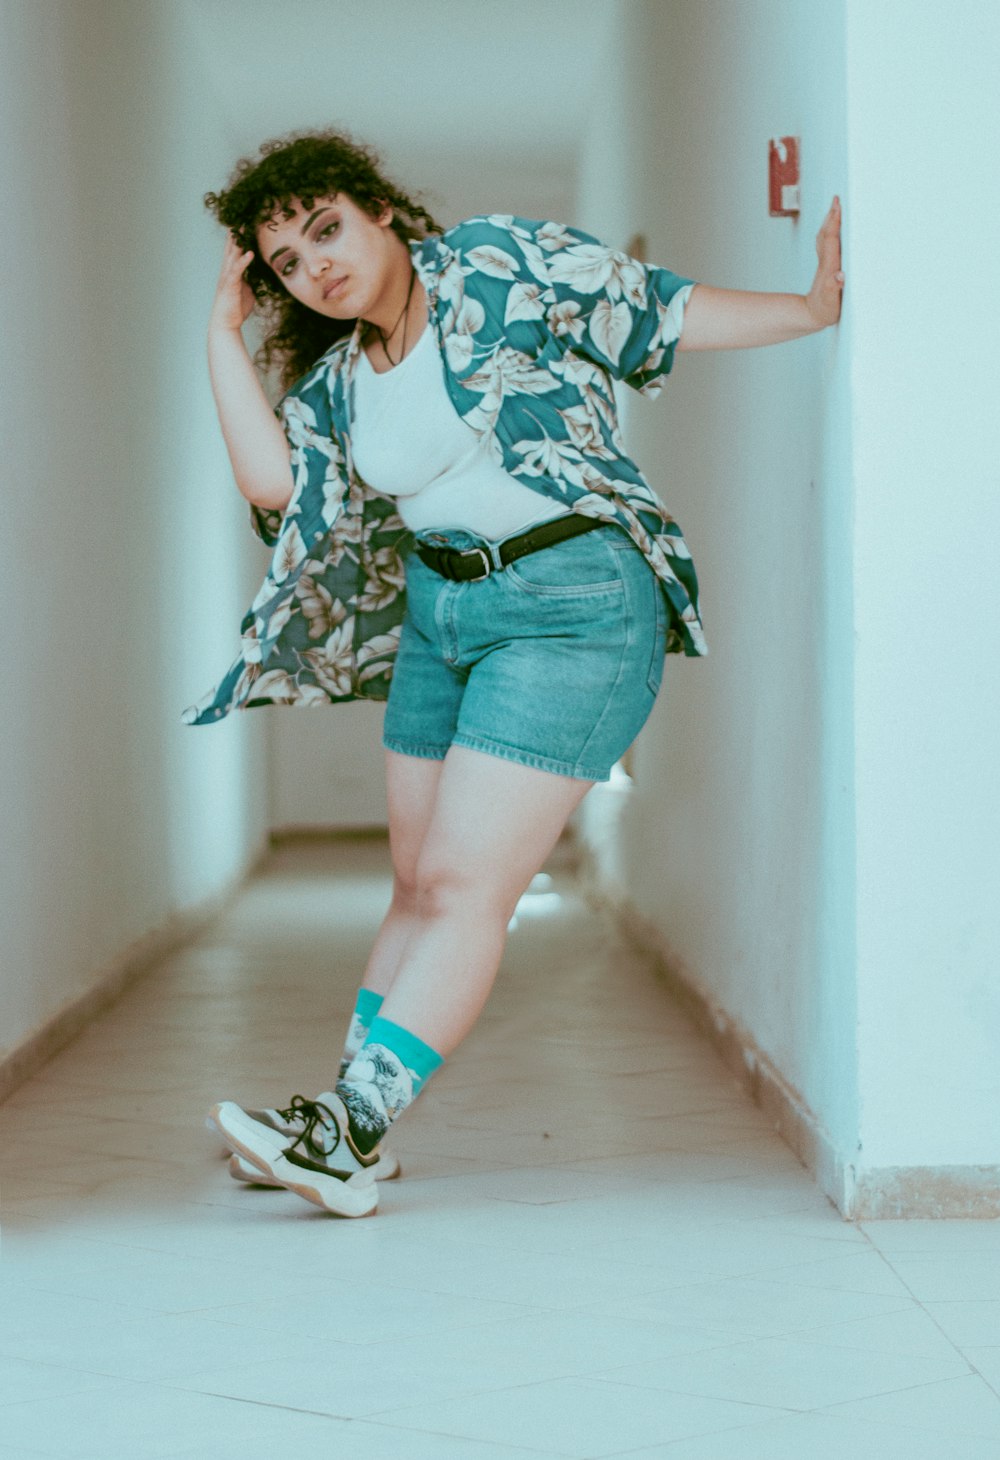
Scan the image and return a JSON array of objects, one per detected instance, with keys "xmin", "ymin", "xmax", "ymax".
[{"xmin": 204, "ymin": 126, "xmax": 444, "ymax": 391}]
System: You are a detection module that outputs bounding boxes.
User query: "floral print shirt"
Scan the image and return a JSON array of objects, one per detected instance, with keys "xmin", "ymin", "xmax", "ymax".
[{"xmin": 182, "ymin": 213, "xmax": 705, "ymax": 726}]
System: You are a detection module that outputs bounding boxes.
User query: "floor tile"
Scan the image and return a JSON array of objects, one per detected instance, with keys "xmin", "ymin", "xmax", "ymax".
[
  {"xmin": 371, "ymin": 1373, "xmax": 788, "ymax": 1455},
  {"xmin": 618, "ymin": 1409, "xmax": 1000, "ymax": 1458},
  {"xmin": 199, "ymin": 1279, "xmax": 538, "ymax": 1343},
  {"xmin": 588, "ymin": 1331, "xmax": 971, "ymax": 1410},
  {"xmin": 785, "ymin": 1303, "xmax": 981, "ymax": 1360},
  {"xmin": 814, "ymin": 1370, "xmax": 1000, "ymax": 1437},
  {"xmin": 961, "ymin": 1346, "xmax": 1000, "ymax": 1390},
  {"xmin": 875, "ymin": 1253, "xmax": 1000, "ymax": 1302},
  {"xmin": 921, "ymin": 1297, "xmax": 1000, "ymax": 1349},
  {"xmin": 0, "ymin": 1378, "xmax": 375, "ymax": 1458},
  {"xmin": 859, "ymin": 1219, "xmax": 1000, "ymax": 1256},
  {"xmin": 566, "ymin": 1274, "xmax": 916, "ymax": 1339},
  {"xmin": 0, "ymin": 1354, "xmax": 118, "ymax": 1408},
  {"xmin": 0, "ymin": 835, "xmax": 986, "ymax": 1454}
]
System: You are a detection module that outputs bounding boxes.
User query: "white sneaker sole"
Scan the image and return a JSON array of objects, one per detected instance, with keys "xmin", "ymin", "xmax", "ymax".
[
  {"xmin": 229, "ymin": 1153, "xmax": 283, "ymax": 1186},
  {"xmin": 207, "ymin": 1110, "xmax": 401, "ymax": 1180},
  {"xmin": 212, "ymin": 1103, "xmax": 379, "ymax": 1218}
]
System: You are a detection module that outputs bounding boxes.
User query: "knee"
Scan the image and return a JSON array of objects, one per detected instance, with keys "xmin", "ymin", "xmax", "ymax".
[
  {"xmin": 392, "ymin": 862, "xmax": 485, "ymax": 920},
  {"xmin": 412, "ymin": 861, "xmax": 510, "ymax": 923},
  {"xmin": 390, "ymin": 866, "xmax": 421, "ymax": 913}
]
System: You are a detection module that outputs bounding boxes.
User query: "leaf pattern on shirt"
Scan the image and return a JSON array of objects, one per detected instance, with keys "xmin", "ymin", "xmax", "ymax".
[
  {"xmin": 297, "ymin": 578, "xmax": 349, "ymax": 641},
  {"xmin": 357, "ymin": 546, "xmax": 407, "ymax": 614},
  {"xmin": 297, "ymin": 620, "xmax": 357, "ymax": 698},
  {"xmin": 183, "ymin": 213, "xmax": 705, "ymax": 726}
]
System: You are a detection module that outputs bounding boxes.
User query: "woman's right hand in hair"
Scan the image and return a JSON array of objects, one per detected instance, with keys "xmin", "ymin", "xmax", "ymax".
[{"xmin": 209, "ymin": 231, "xmax": 257, "ymax": 333}]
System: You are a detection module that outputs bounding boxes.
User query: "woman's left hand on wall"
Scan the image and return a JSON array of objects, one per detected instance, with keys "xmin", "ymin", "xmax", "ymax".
[{"xmin": 805, "ymin": 195, "xmax": 845, "ymax": 329}]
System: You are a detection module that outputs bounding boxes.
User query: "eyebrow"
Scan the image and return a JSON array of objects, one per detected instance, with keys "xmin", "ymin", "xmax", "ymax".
[{"xmin": 268, "ymin": 206, "xmax": 336, "ymax": 264}]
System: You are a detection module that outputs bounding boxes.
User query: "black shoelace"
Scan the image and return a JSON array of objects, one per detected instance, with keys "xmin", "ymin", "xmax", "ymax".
[{"xmin": 274, "ymin": 1094, "xmax": 341, "ymax": 1159}]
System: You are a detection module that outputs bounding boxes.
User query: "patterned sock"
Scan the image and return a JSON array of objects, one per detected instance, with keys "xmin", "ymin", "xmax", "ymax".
[
  {"xmin": 337, "ymin": 988, "xmax": 385, "ymax": 1080},
  {"xmin": 335, "ymin": 1015, "xmax": 445, "ymax": 1156}
]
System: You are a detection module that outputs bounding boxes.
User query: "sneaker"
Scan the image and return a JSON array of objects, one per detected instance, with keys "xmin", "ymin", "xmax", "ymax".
[
  {"xmin": 210, "ymin": 1093, "xmax": 381, "ymax": 1218},
  {"xmin": 206, "ymin": 1100, "xmax": 401, "ymax": 1180},
  {"xmin": 226, "ymin": 1148, "xmax": 403, "ymax": 1188},
  {"xmin": 228, "ymin": 1152, "xmax": 283, "ymax": 1187}
]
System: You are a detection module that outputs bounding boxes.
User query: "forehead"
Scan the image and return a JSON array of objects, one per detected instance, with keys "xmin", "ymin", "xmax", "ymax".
[{"xmin": 259, "ymin": 192, "xmax": 351, "ymax": 235}]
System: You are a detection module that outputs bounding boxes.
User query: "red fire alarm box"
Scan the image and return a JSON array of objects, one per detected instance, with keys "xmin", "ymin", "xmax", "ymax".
[{"xmin": 768, "ymin": 136, "xmax": 800, "ymax": 216}]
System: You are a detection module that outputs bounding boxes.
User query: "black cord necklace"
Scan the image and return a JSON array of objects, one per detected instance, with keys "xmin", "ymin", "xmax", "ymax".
[{"xmin": 368, "ymin": 262, "xmax": 417, "ymax": 368}]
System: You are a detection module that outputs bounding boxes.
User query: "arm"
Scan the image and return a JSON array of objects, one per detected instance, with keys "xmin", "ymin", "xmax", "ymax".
[
  {"xmin": 207, "ymin": 326, "xmax": 294, "ymax": 510},
  {"xmin": 677, "ymin": 196, "xmax": 845, "ymax": 352},
  {"xmin": 207, "ymin": 231, "xmax": 294, "ymax": 515}
]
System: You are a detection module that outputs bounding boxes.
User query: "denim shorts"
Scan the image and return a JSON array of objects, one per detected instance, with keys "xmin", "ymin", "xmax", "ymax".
[{"xmin": 381, "ymin": 519, "xmax": 669, "ymax": 782}]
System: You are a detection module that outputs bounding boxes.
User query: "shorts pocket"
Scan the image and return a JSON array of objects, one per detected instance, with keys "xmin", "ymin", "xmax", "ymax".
[
  {"xmin": 647, "ymin": 578, "xmax": 669, "ymax": 696},
  {"xmin": 505, "ymin": 529, "xmax": 625, "ymax": 597}
]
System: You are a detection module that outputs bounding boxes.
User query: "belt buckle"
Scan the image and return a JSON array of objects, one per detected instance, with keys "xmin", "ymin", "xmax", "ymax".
[{"xmin": 457, "ymin": 546, "xmax": 491, "ymax": 581}]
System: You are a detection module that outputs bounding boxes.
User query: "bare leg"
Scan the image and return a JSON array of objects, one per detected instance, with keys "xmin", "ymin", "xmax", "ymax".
[
  {"xmin": 354, "ymin": 750, "xmax": 447, "ymax": 998},
  {"xmin": 376, "ymin": 744, "xmax": 594, "ymax": 1058}
]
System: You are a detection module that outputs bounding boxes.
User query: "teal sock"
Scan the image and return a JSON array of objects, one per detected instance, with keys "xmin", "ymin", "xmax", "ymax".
[
  {"xmin": 336, "ymin": 1015, "xmax": 445, "ymax": 1155},
  {"xmin": 337, "ymin": 987, "xmax": 385, "ymax": 1080}
]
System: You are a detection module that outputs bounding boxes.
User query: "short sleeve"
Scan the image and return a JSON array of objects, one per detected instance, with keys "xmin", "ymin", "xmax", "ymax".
[
  {"xmin": 247, "ymin": 361, "xmax": 348, "ymax": 552},
  {"xmin": 525, "ymin": 219, "xmax": 697, "ymax": 399},
  {"xmin": 249, "ymin": 499, "xmax": 285, "ymax": 547},
  {"xmin": 248, "ymin": 375, "xmax": 336, "ymax": 547},
  {"xmin": 243, "ymin": 395, "xmax": 295, "ymax": 547}
]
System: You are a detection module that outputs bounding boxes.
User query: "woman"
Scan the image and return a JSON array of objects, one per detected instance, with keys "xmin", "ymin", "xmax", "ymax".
[{"xmin": 197, "ymin": 127, "xmax": 844, "ymax": 1218}]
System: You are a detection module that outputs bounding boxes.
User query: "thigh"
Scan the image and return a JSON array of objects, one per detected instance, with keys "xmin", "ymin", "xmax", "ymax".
[
  {"xmin": 385, "ymin": 749, "xmax": 447, "ymax": 889},
  {"xmin": 413, "ymin": 744, "xmax": 592, "ymax": 919}
]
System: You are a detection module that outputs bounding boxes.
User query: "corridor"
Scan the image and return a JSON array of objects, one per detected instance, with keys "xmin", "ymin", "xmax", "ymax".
[{"xmin": 1, "ymin": 836, "xmax": 999, "ymax": 1458}]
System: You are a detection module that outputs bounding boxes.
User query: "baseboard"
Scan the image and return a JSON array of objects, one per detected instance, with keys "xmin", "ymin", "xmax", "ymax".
[
  {"xmin": 570, "ymin": 833, "xmax": 1000, "ymax": 1221},
  {"xmin": 0, "ymin": 848, "xmax": 262, "ymax": 1107},
  {"xmin": 269, "ymin": 826, "xmax": 391, "ymax": 842}
]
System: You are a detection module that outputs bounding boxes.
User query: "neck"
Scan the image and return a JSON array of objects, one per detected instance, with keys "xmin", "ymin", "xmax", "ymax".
[{"xmin": 361, "ymin": 234, "xmax": 419, "ymax": 338}]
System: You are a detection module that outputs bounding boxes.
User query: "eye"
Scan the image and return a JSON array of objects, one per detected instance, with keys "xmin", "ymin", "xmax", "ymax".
[{"xmin": 278, "ymin": 220, "xmax": 339, "ymax": 277}]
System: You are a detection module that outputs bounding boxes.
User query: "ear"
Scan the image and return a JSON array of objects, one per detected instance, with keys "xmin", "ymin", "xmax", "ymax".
[{"xmin": 376, "ymin": 198, "xmax": 394, "ymax": 227}]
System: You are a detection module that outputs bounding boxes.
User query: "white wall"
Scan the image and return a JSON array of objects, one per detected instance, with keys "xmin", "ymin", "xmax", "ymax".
[
  {"xmin": 846, "ymin": 0, "xmax": 1000, "ymax": 1170},
  {"xmin": 0, "ymin": 1, "xmax": 270, "ymax": 1076},
  {"xmin": 573, "ymin": 0, "xmax": 859, "ymax": 1174},
  {"xmin": 574, "ymin": 0, "xmax": 1000, "ymax": 1208}
]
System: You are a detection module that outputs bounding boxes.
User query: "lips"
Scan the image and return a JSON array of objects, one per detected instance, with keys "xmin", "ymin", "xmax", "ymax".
[{"xmin": 322, "ymin": 276, "xmax": 348, "ymax": 298}]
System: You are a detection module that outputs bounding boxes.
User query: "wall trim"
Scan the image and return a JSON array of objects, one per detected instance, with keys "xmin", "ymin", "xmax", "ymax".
[
  {"xmin": 0, "ymin": 835, "xmax": 270, "ymax": 1107},
  {"xmin": 570, "ymin": 832, "xmax": 1000, "ymax": 1222}
]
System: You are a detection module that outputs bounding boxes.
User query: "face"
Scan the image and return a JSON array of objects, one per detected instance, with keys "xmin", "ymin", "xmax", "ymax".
[{"xmin": 255, "ymin": 192, "xmax": 396, "ymax": 319}]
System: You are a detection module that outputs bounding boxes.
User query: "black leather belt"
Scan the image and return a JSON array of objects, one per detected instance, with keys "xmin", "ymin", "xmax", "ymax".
[{"xmin": 412, "ymin": 512, "xmax": 608, "ymax": 582}]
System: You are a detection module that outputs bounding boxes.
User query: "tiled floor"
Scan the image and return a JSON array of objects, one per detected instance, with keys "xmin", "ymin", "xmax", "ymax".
[{"xmin": 2, "ymin": 834, "xmax": 999, "ymax": 1459}]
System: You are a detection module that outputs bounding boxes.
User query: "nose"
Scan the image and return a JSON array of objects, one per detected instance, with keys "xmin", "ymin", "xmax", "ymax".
[{"xmin": 308, "ymin": 256, "xmax": 330, "ymax": 280}]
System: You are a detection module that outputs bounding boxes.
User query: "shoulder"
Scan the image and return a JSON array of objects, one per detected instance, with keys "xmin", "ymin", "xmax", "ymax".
[
  {"xmin": 437, "ymin": 214, "xmax": 596, "ymax": 285},
  {"xmin": 443, "ymin": 213, "xmax": 588, "ymax": 249},
  {"xmin": 279, "ymin": 339, "xmax": 349, "ymax": 408}
]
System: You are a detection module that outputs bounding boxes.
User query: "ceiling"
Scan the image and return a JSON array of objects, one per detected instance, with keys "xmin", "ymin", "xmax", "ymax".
[{"xmin": 180, "ymin": 0, "xmax": 615, "ymax": 223}]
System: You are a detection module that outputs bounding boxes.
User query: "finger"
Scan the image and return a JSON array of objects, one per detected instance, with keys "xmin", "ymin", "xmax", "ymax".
[{"xmin": 226, "ymin": 234, "xmax": 253, "ymax": 259}]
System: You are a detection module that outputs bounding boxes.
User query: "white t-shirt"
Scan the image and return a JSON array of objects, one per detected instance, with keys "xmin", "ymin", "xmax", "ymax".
[{"xmin": 350, "ymin": 322, "xmax": 575, "ymax": 540}]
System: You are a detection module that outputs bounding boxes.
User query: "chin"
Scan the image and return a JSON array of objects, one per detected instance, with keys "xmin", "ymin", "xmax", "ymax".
[{"xmin": 308, "ymin": 298, "xmax": 350, "ymax": 321}]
